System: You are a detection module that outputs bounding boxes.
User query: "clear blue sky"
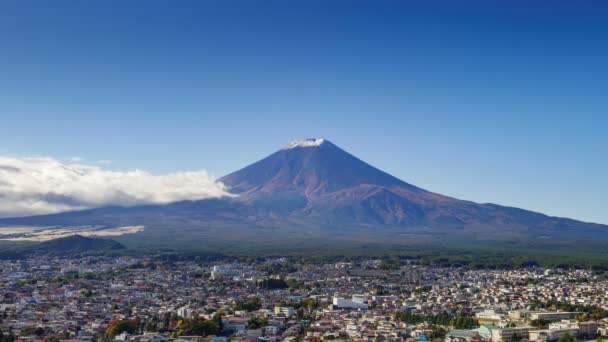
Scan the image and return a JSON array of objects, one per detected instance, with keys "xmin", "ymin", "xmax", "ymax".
[{"xmin": 0, "ymin": 1, "xmax": 607, "ymax": 223}]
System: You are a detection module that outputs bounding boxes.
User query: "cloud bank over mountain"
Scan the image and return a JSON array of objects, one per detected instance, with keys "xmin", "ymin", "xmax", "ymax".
[{"xmin": 0, "ymin": 156, "xmax": 230, "ymax": 218}]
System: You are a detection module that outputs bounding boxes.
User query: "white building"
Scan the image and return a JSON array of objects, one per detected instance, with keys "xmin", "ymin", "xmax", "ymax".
[
  {"xmin": 274, "ymin": 306, "xmax": 296, "ymax": 316},
  {"xmin": 549, "ymin": 320, "xmax": 598, "ymax": 338},
  {"xmin": 177, "ymin": 305, "xmax": 195, "ymax": 318},
  {"xmin": 529, "ymin": 311, "xmax": 582, "ymax": 322},
  {"xmin": 491, "ymin": 326, "xmax": 532, "ymax": 342},
  {"xmin": 211, "ymin": 264, "xmax": 242, "ymax": 280},
  {"xmin": 528, "ymin": 328, "xmax": 579, "ymax": 342},
  {"xmin": 332, "ymin": 295, "xmax": 368, "ymax": 309},
  {"xmin": 477, "ymin": 309, "xmax": 503, "ymax": 323}
]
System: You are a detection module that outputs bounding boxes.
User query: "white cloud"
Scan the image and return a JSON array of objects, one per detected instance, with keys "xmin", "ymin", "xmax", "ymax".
[{"xmin": 0, "ymin": 156, "xmax": 231, "ymax": 218}]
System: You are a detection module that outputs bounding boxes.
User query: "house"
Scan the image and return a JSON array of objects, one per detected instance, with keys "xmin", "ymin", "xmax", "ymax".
[{"xmin": 445, "ymin": 330, "xmax": 482, "ymax": 342}]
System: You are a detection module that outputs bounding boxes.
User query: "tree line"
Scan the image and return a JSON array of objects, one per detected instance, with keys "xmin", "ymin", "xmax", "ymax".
[{"xmin": 395, "ymin": 311, "xmax": 479, "ymax": 329}]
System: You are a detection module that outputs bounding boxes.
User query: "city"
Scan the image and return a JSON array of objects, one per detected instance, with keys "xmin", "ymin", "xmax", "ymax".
[{"xmin": 1, "ymin": 256, "xmax": 607, "ymax": 342}]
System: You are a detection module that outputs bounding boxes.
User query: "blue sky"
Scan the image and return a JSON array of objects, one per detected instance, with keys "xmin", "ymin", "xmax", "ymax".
[{"xmin": 0, "ymin": 1, "xmax": 607, "ymax": 223}]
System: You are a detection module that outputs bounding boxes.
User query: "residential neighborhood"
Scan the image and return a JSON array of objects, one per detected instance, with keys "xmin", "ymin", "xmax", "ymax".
[{"xmin": 1, "ymin": 256, "xmax": 607, "ymax": 342}]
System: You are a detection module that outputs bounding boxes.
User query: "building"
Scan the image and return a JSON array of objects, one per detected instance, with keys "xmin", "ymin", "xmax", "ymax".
[
  {"xmin": 332, "ymin": 295, "xmax": 368, "ymax": 310},
  {"xmin": 222, "ymin": 317, "xmax": 247, "ymax": 332},
  {"xmin": 177, "ymin": 305, "xmax": 195, "ymax": 318},
  {"xmin": 508, "ymin": 309, "xmax": 529, "ymax": 321},
  {"xmin": 529, "ymin": 311, "xmax": 582, "ymax": 322},
  {"xmin": 210, "ymin": 264, "xmax": 242, "ymax": 280},
  {"xmin": 491, "ymin": 326, "xmax": 532, "ymax": 342},
  {"xmin": 274, "ymin": 306, "xmax": 296, "ymax": 317},
  {"xmin": 476, "ymin": 310, "xmax": 503, "ymax": 324},
  {"xmin": 472, "ymin": 324, "xmax": 496, "ymax": 341},
  {"xmin": 445, "ymin": 329, "xmax": 482, "ymax": 342},
  {"xmin": 549, "ymin": 320, "xmax": 598, "ymax": 338},
  {"xmin": 528, "ymin": 328, "xmax": 579, "ymax": 342},
  {"xmin": 264, "ymin": 326, "xmax": 278, "ymax": 336}
]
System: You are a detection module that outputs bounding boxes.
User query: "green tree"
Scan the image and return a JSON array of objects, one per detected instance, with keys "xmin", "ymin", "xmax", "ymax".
[
  {"xmin": 235, "ymin": 296, "xmax": 262, "ymax": 312},
  {"xmin": 18, "ymin": 326, "xmax": 44, "ymax": 337},
  {"xmin": 247, "ymin": 317, "xmax": 268, "ymax": 329},
  {"xmin": 558, "ymin": 333, "xmax": 578, "ymax": 342},
  {"xmin": 5, "ymin": 331, "xmax": 15, "ymax": 342},
  {"xmin": 212, "ymin": 313, "xmax": 223, "ymax": 331},
  {"xmin": 258, "ymin": 278, "xmax": 288, "ymax": 290},
  {"xmin": 531, "ymin": 319, "xmax": 549, "ymax": 329},
  {"xmin": 105, "ymin": 319, "xmax": 139, "ymax": 338},
  {"xmin": 175, "ymin": 317, "xmax": 220, "ymax": 337},
  {"xmin": 429, "ymin": 328, "xmax": 447, "ymax": 339}
]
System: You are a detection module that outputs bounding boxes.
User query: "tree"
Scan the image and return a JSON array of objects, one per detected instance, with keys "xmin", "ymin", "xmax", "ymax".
[
  {"xmin": 212, "ymin": 313, "xmax": 223, "ymax": 331},
  {"xmin": 531, "ymin": 319, "xmax": 549, "ymax": 329},
  {"xmin": 395, "ymin": 311, "xmax": 477, "ymax": 329},
  {"xmin": 429, "ymin": 327, "xmax": 447, "ymax": 339},
  {"xmin": 174, "ymin": 317, "xmax": 220, "ymax": 337},
  {"xmin": 235, "ymin": 296, "xmax": 262, "ymax": 312},
  {"xmin": 558, "ymin": 333, "xmax": 578, "ymax": 342},
  {"xmin": 5, "ymin": 330, "xmax": 15, "ymax": 342},
  {"xmin": 258, "ymin": 278, "xmax": 288, "ymax": 290},
  {"xmin": 105, "ymin": 319, "xmax": 139, "ymax": 338},
  {"xmin": 144, "ymin": 317, "xmax": 159, "ymax": 333},
  {"xmin": 18, "ymin": 326, "xmax": 43, "ymax": 337},
  {"xmin": 247, "ymin": 317, "xmax": 268, "ymax": 329}
]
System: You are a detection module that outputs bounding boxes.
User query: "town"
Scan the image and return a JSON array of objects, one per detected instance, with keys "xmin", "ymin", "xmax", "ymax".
[{"xmin": 1, "ymin": 256, "xmax": 607, "ymax": 342}]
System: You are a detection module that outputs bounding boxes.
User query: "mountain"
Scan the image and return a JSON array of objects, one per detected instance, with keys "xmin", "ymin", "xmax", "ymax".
[
  {"xmin": 30, "ymin": 235, "xmax": 126, "ymax": 254},
  {"xmin": 222, "ymin": 139, "xmax": 416, "ymax": 196},
  {"xmin": 220, "ymin": 139, "xmax": 427, "ymax": 224},
  {"xmin": 0, "ymin": 138, "xmax": 606, "ymax": 250},
  {"xmin": 220, "ymin": 139, "xmax": 605, "ymax": 235}
]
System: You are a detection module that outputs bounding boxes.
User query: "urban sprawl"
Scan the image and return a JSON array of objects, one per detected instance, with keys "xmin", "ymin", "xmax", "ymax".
[{"xmin": 1, "ymin": 256, "xmax": 608, "ymax": 342}]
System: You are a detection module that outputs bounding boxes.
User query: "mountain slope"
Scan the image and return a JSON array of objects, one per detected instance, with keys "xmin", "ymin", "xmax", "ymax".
[
  {"xmin": 0, "ymin": 138, "xmax": 606, "ymax": 249},
  {"xmin": 221, "ymin": 139, "xmax": 420, "ymax": 196},
  {"xmin": 220, "ymin": 139, "xmax": 604, "ymax": 235},
  {"xmin": 220, "ymin": 139, "xmax": 431, "ymax": 223}
]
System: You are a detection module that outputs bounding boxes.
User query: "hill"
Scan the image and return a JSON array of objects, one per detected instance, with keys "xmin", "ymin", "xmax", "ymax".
[{"xmin": 30, "ymin": 235, "xmax": 126, "ymax": 254}]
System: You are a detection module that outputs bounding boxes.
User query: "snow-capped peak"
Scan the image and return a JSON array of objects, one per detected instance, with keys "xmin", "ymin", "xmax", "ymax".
[{"xmin": 285, "ymin": 138, "xmax": 325, "ymax": 149}]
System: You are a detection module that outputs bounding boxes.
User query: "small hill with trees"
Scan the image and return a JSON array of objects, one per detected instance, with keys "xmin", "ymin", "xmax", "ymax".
[{"xmin": 30, "ymin": 235, "xmax": 125, "ymax": 254}]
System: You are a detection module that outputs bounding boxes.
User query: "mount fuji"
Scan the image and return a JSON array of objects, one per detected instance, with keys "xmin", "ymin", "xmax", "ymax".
[{"xmin": 0, "ymin": 138, "xmax": 606, "ymax": 249}]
